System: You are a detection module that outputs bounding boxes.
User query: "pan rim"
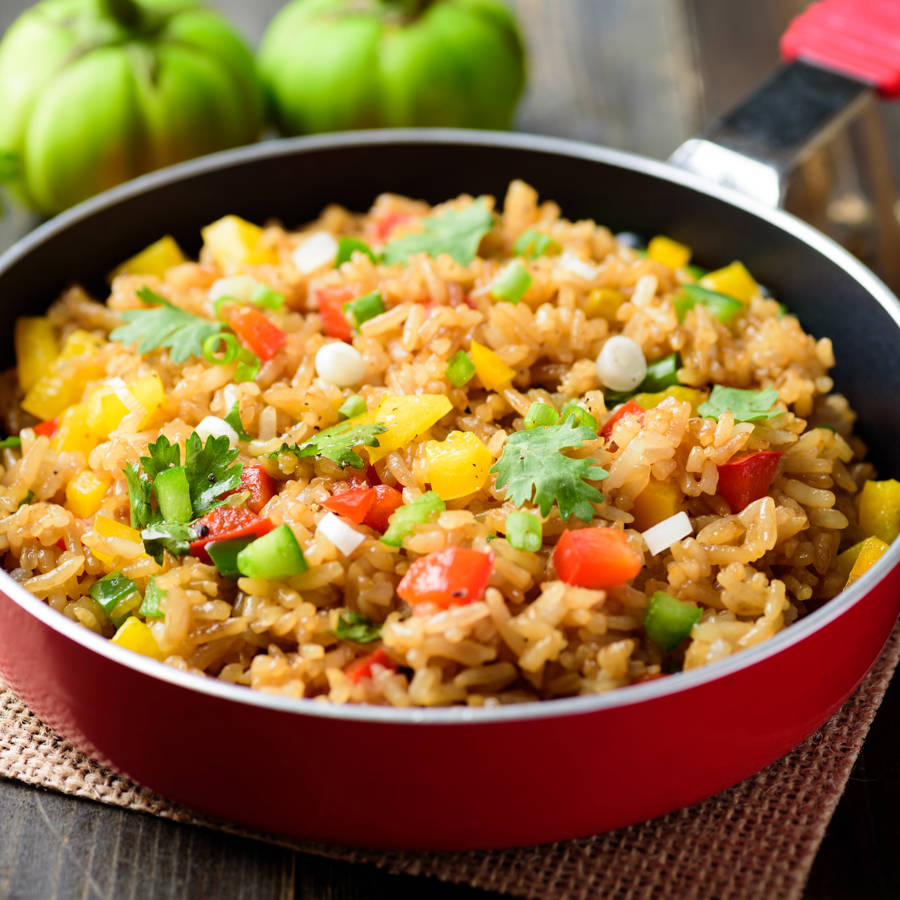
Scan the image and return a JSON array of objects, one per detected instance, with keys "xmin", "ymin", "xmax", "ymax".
[{"xmin": 2, "ymin": 127, "xmax": 898, "ymax": 726}]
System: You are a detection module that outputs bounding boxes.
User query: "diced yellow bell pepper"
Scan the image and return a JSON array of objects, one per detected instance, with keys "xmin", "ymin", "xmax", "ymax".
[
  {"xmin": 701, "ymin": 261, "xmax": 758, "ymax": 304},
  {"xmin": 857, "ymin": 479, "xmax": 900, "ymax": 544},
  {"xmin": 112, "ymin": 235, "xmax": 186, "ymax": 280},
  {"xmin": 201, "ymin": 215, "xmax": 279, "ymax": 269},
  {"xmin": 366, "ymin": 394, "xmax": 453, "ymax": 463},
  {"xmin": 584, "ymin": 288, "xmax": 625, "ymax": 320},
  {"xmin": 631, "ymin": 480, "xmax": 681, "ymax": 531},
  {"xmin": 424, "ymin": 430, "xmax": 493, "ymax": 500},
  {"xmin": 52, "ymin": 403, "xmax": 100, "ymax": 455},
  {"xmin": 15, "ymin": 317, "xmax": 58, "ymax": 393},
  {"xmin": 66, "ymin": 470, "xmax": 111, "ymax": 518},
  {"xmin": 470, "ymin": 341, "xmax": 517, "ymax": 392},
  {"xmin": 843, "ymin": 536, "xmax": 890, "ymax": 586},
  {"xmin": 647, "ymin": 236, "xmax": 691, "ymax": 270},
  {"xmin": 632, "ymin": 385, "xmax": 706, "ymax": 413},
  {"xmin": 21, "ymin": 330, "xmax": 106, "ymax": 420},
  {"xmin": 86, "ymin": 386, "xmax": 130, "ymax": 437},
  {"xmin": 95, "ymin": 515, "xmax": 142, "ymax": 543},
  {"xmin": 111, "ymin": 617, "xmax": 164, "ymax": 659},
  {"xmin": 129, "ymin": 373, "xmax": 165, "ymax": 426}
]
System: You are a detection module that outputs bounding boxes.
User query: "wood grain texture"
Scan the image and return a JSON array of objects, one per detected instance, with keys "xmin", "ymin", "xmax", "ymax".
[{"xmin": 0, "ymin": 1, "xmax": 899, "ymax": 898}]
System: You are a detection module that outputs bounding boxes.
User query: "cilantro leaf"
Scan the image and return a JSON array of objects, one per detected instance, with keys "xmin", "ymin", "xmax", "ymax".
[
  {"xmin": 490, "ymin": 422, "xmax": 608, "ymax": 522},
  {"xmin": 140, "ymin": 435, "xmax": 181, "ymax": 480},
  {"xmin": 224, "ymin": 401, "xmax": 251, "ymax": 441},
  {"xmin": 141, "ymin": 520, "xmax": 197, "ymax": 565},
  {"xmin": 380, "ymin": 199, "xmax": 494, "ymax": 266},
  {"xmin": 332, "ymin": 610, "xmax": 382, "ymax": 644},
  {"xmin": 269, "ymin": 422, "xmax": 386, "ymax": 469},
  {"xmin": 184, "ymin": 432, "xmax": 243, "ymax": 516},
  {"xmin": 110, "ymin": 287, "xmax": 223, "ymax": 364},
  {"xmin": 697, "ymin": 385, "xmax": 780, "ymax": 423},
  {"xmin": 124, "ymin": 462, "xmax": 154, "ymax": 529}
]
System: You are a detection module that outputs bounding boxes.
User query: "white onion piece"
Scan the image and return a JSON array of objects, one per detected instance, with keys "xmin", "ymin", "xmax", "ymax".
[
  {"xmin": 557, "ymin": 250, "xmax": 599, "ymax": 281},
  {"xmin": 223, "ymin": 384, "xmax": 241, "ymax": 409},
  {"xmin": 596, "ymin": 335, "xmax": 647, "ymax": 392},
  {"xmin": 318, "ymin": 512, "xmax": 366, "ymax": 556},
  {"xmin": 107, "ymin": 376, "xmax": 141, "ymax": 412},
  {"xmin": 292, "ymin": 232, "xmax": 338, "ymax": 274},
  {"xmin": 642, "ymin": 511, "xmax": 692, "ymax": 556},
  {"xmin": 209, "ymin": 275, "xmax": 259, "ymax": 303},
  {"xmin": 315, "ymin": 342, "xmax": 365, "ymax": 387},
  {"xmin": 194, "ymin": 416, "xmax": 239, "ymax": 448}
]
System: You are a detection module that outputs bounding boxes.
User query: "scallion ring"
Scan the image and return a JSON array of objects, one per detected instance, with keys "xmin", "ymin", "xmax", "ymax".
[{"xmin": 202, "ymin": 333, "xmax": 239, "ymax": 365}]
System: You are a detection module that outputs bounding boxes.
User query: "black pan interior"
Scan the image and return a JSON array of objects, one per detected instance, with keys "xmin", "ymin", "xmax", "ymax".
[{"xmin": 1, "ymin": 137, "xmax": 897, "ymax": 474}]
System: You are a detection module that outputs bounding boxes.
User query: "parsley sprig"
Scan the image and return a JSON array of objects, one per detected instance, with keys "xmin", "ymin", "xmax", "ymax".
[
  {"xmin": 381, "ymin": 199, "xmax": 494, "ymax": 266},
  {"xmin": 332, "ymin": 610, "xmax": 382, "ymax": 644},
  {"xmin": 125, "ymin": 432, "xmax": 243, "ymax": 562},
  {"xmin": 490, "ymin": 422, "xmax": 608, "ymax": 522},
  {"xmin": 698, "ymin": 385, "xmax": 780, "ymax": 423},
  {"xmin": 269, "ymin": 422, "xmax": 386, "ymax": 469}
]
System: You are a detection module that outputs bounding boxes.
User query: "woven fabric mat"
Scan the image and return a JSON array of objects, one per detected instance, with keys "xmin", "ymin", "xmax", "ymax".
[{"xmin": 3, "ymin": 626, "xmax": 899, "ymax": 900}]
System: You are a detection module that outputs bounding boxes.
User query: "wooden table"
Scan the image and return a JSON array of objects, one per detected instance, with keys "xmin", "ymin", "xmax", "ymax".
[{"xmin": 1, "ymin": 2, "xmax": 899, "ymax": 897}]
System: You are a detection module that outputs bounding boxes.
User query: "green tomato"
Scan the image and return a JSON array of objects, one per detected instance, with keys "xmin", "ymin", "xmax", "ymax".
[
  {"xmin": 258, "ymin": 0, "xmax": 526, "ymax": 134},
  {"xmin": 0, "ymin": 0, "xmax": 264, "ymax": 215}
]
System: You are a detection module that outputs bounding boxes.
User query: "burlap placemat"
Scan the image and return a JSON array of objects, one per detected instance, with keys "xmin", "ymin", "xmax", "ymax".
[{"xmin": 3, "ymin": 624, "xmax": 899, "ymax": 899}]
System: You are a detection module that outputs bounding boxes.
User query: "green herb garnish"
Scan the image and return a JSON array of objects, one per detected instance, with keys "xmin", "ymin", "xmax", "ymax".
[
  {"xmin": 90, "ymin": 571, "xmax": 142, "ymax": 626},
  {"xmin": 225, "ymin": 401, "xmax": 252, "ymax": 441},
  {"xmin": 697, "ymin": 385, "xmax": 780, "ymax": 423},
  {"xmin": 0, "ymin": 436, "xmax": 22, "ymax": 449},
  {"xmin": 338, "ymin": 395, "xmax": 367, "ymax": 420},
  {"xmin": 139, "ymin": 577, "xmax": 166, "ymax": 619},
  {"xmin": 335, "ymin": 237, "xmax": 377, "ymax": 267},
  {"xmin": 490, "ymin": 422, "xmax": 608, "ymax": 522},
  {"xmin": 380, "ymin": 491, "xmax": 445, "ymax": 547},
  {"xmin": 332, "ymin": 610, "xmax": 382, "ymax": 644},
  {"xmin": 490, "ymin": 260, "xmax": 533, "ymax": 304},
  {"xmin": 505, "ymin": 511, "xmax": 542, "ymax": 552},
  {"xmin": 445, "ymin": 351, "xmax": 476, "ymax": 388},
  {"xmin": 674, "ymin": 284, "xmax": 743, "ymax": 326},
  {"xmin": 513, "ymin": 229, "xmax": 560, "ymax": 260},
  {"xmin": 381, "ymin": 199, "xmax": 493, "ymax": 267},
  {"xmin": 18, "ymin": 490, "xmax": 34, "ymax": 507},
  {"xmin": 111, "ymin": 287, "xmax": 223, "ymax": 364},
  {"xmin": 343, "ymin": 290, "xmax": 385, "ymax": 328},
  {"xmin": 269, "ymin": 422, "xmax": 386, "ymax": 469}
]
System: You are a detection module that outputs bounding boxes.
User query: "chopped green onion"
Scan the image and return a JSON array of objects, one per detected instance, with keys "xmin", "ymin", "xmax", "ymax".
[
  {"xmin": 776, "ymin": 303, "xmax": 788, "ymax": 319},
  {"xmin": 640, "ymin": 353, "xmax": 680, "ymax": 393},
  {"xmin": 490, "ymin": 260, "xmax": 533, "ymax": 304},
  {"xmin": 139, "ymin": 577, "xmax": 165, "ymax": 619},
  {"xmin": 505, "ymin": 511, "xmax": 542, "ymax": 552},
  {"xmin": 335, "ymin": 236, "xmax": 377, "ymax": 267},
  {"xmin": 213, "ymin": 296, "xmax": 239, "ymax": 321},
  {"xmin": 250, "ymin": 283, "xmax": 285, "ymax": 310},
  {"xmin": 202, "ymin": 332, "xmax": 239, "ymax": 365},
  {"xmin": 342, "ymin": 290, "xmax": 385, "ymax": 328},
  {"xmin": 559, "ymin": 401, "xmax": 598, "ymax": 431},
  {"xmin": 0, "ymin": 436, "xmax": 22, "ymax": 449},
  {"xmin": 208, "ymin": 536, "xmax": 257, "ymax": 579},
  {"xmin": 644, "ymin": 590, "xmax": 702, "ymax": 652},
  {"xmin": 338, "ymin": 394, "xmax": 368, "ymax": 420},
  {"xmin": 675, "ymin": 284, "xmax": 744, "ymax": 325},
  {"xmin": 234, "ymin": 346, "xmax": 261, "ymax": 383},
  {"xmin": 445, "ymin": 350, "xmax": 476, "ymax": 387},
  {"xmin": 90, "ymin": 571, "xmax": 141, "ymax": 626},
  {"xmin": 513, "ymin": 229, "xmax": 560, "ymax": 260},
  {"xmin": 523, "ymin": 401, "xmax": 559, "ymax": 429},
  {"xmin": 236, "ymin": 524, "xmax": 308, "ymax": 579},
  {"xmin": 153, "ymin": 466, "xmax": 193, "ymax": 523},
  {"xmin": 380, "ymin": 491, "xmax": 445, "ymax": 547}
]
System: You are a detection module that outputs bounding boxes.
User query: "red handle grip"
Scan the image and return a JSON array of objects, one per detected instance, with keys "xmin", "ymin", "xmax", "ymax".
[{"xmin": 781, "ymin": 0, "xmax": 900, "ymax": 98}]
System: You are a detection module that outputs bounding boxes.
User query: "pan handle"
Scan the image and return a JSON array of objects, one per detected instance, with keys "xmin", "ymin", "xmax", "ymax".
[{"xmin": 668, "ymin": 0, "xmax": 900, "ymax": 208}]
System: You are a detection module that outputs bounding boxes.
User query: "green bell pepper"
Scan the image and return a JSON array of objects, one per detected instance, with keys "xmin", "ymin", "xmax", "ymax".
[
  {"xmin": 258, "ymin": 0, "xmax": 526, "ymax": 135},
  {"xmin": 0, "ymin": 0, "xmax": 264, "ymax": 214}
]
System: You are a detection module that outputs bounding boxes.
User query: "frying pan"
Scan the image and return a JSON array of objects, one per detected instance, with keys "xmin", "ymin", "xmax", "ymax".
[{"xmin": 2, "ymin": 13, "xmax": 900, "ymax": 851}]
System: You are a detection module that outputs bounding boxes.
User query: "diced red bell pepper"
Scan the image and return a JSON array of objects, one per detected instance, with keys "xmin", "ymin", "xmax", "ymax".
[
  {"xmin": 225, "ymin": 306, "xmax": 287, "ymax": 361},
  {"xmin": 189, "ymin": 506, "xmax": 274, "ymax": 564},
  {"xmin": 552, "ymin": 527, "xmax": 642, "ymax": 589},
  {"xmin": 315, "ymin": 287, "xmax": 354, "ymax": 341},
  {"xmin": 345, "ymin": 647, "xmax": 397, "ymax": 684},
  {"xmin": 363, "ymin": 484, "xmax": 404, "ymax": 532},
  {"xmin": 323, "ymin": 487, "xmax": 376, "ymax": 524},
  {"xmin": 716, "ymin": 450, "xmax": 783, "ymax": 513},
  {"xmin": 34, "ymin": 417, "xmax": 59, "ymax": 437},
  {"xmin": 231, "ymin": 464, "xmax": 276, "ymax": 514},
  {"xmin": 372, "ymin": 211, "xmax": 412, "ymax": 243},
  {"xmin": 397, "ymin": 546, "xmax": 494, "ymax": 610},
  {"xmin": 323, "ymin": 483, "xmax": 404, "ymax": 532},
  {"xmin": 600, "ymin": 400, "xmax": 645, "ymax": 441}
]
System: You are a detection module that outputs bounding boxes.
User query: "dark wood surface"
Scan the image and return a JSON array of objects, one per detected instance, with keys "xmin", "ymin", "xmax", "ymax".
[{"xmin": 2, "ymin": 1, "xmax": 899, "ymax": 897}]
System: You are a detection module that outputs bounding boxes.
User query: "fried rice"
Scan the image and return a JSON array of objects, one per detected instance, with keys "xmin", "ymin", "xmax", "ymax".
[{"xmin": 0, "ymin": 180, "xmax": 884, "ymax": 707}]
